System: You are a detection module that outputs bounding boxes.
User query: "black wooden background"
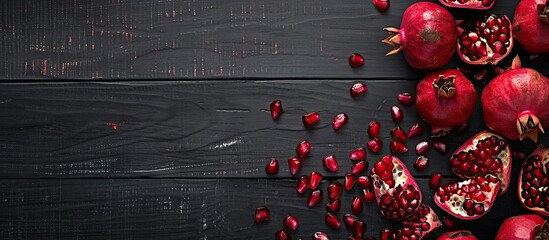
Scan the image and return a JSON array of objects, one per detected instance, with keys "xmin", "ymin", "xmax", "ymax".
[{"xmin": 1, "ymin": 0, "xmax": 548, "ymax": 239}]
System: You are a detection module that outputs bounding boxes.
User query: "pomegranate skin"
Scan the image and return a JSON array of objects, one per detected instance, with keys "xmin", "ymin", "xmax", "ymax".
[
  {"xmin": 513, "ymin": 0, "xmax": 549, "ymax": 54},
  {"xmin": 481, "ymin": 65, "xmax": 549, "ymax": 142},
  {"xmin": 495, "ymin": 214, "xmax": 548, "ymax": 240},
  {"xmin": 416, "ymin": 69, "xmax": 477, "ymax": 136},
  {"xmin": 383, "ymin": 2, "xmax": 457, "ymax": 69},
  {"xmin": 437, "ymin": 230, "xmax": 478, "ymax": 240}
]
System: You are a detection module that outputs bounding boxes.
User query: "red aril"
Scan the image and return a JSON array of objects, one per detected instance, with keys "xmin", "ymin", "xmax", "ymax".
[
  {"xmin": 367, "ymin": 138, "xmax": 383, "ymax": 153},
  {"xmin": 303, "ymin": 112, "xmax": 320, "ymax": 128},
  {"xmin": 382, "ymin": 2, "xmax": 457, "ymax": 69},
  {"xmin": 429, "ymin": 172, "xmax": 443, "ymax": 190},
  {"xmin": 308, "ymin": 190, "xmax": 323, "ymax": 207},
  {"xmin": 296, "ymin": 140, "xmax": 311, "ymax": 158},
  {"xmin": 307, "ymin": 171, "xmax": 323, "ymax": 190},
  {"xmin": 442, "ymin": 215, "xmax": 458, "ymax": 230},
  {"xmin": 327, "ymin": 181, "xmax": 343, "ymax": 201},
  {"xmin": 433, "ymin": 141, "xmax": 449, "ymax": 154},
  {"xmin": 345, "ymin": 173, "xmax": 357, "ymax": 190},
  {"xmin": 284, "ymin": 215, "xmax": 299, "ymax": 230},
  {"xmin": 349, "ymin": 53, "xmax": 365, "ymax": 68},
  {"xmin": 351, "ymin": 82, "xmax": 368, "ymax": 97},
  {"xmin": 326, "ymin": 199, "xmax": 341, "ymax": 213},
  {"xmin": 495, "ymin": 214, "xmax": 549, "ymax": 240},
  {"xmin": 397, "ymin": 92, "xmax": 415, "ymax": 106},
  {"xmin": 416, "ymin": 69, "xmax": 477, "ymax": 137},
  {"xmin": 389, "ymin": 138, "xmax": 408, "ymax": 154},
  {"xmin": 518, "ymin": 145, "xmax": 549, "ymax": 216},
  {"xmin": 414, "ymin": 156, "xmax": 430, "ymax": 172},
  {"xmin": 390, "ymin": 105, "xmax": 403, "ymax": 122},
  {"xmin": 325, "ymin": 212, "xmax": 341, "ymax": 229},
  {"xmin": 415, "ymin": 141, "xmax": 431, "ymax": 155},
  {"xmin": 513, "ymin": 0, "xmax": 549, "ymax": 55},
  {"xmin": 371, "ymin": 155, "xmax": 422, "ymax": 220},
  {"xmin": 396, "ymin": 204, "xmax": 442, "ymax": 240},
  {"xmin": 275, "ymin": 229, "xmax": 291, "ymax": 240},
  {"xmin": 297, "ymin": 175, "xmax": 308, "ymax": 194},
  {"xmin": 255, "ymin": 206, "xmax": 270, "ymax": 223},
  {"xmin": 363, "ymin": 189, "xmax": 376, "ymax": 203},
  {"xmin": 352, "ymin": 196, "xmax": 363, "ymax": 214},
  {"xmin": 434, "ymin": 175, "xmax": 501, "ymax": 220},
  {"xmin": 373, "ymin": 0, "xmax": 390, "ymax": 13},
  {"xmin": 449, "ymin": 131, "xmax": 512, "ymax": 195},
  {"xmin": 368, "ymin": 120, "xmax": 381, "ymax": 138},
  {"xmin": 344, "ymin": 214, "xmax": 359, "ymax": 228},
  {"xmin": 437, "ymin": 230, "xmax": 479, "ymax": 240},
  {"xmin": 323, "ymin": 155, "xmax": 339, "ymax": 173},
  {"xmin": 333, "ymin": 113, "xmax": 349, "ymax": 131},
  {"xmin": 352, "ymin": 220, "xmax": 366, "ymax": 238},
  {"xmin": 351, "ymin": 161, "xmax": 368, "ymax": 176},
  {"xmin": 407, "ymin": 123, "xmax": 424, "ymax": 139},
  {"xmin": 380, "ymin": 226, "xmax": 397, "ymax": 240},
  {"xmin": 288, "ymin": 156, "xmax": 303, "ymax": 176},
  {"xmin": 350, "ymin": 147, "xmax": 367, "ymax": 162},
  {"xmin": 390, "ymin": 126, "xmax": 407, "ymax": 142},
  {"xmin": 514, "ymin": 150, "xmax": 527, "ymax": 162},
  {"xmin": 357, "ymin": 176, "xmax": 373, "ymax": 189},
  {"xmin": 270, "ymin": 100, "xmax": 283, "ymax": 120},
  {"xmin": 265, "ymin": 158, "xmax": 279, "ymax": 175},
  {"xmin": 313, "ymin": 232, "xmax": 330, "ymax": 240}
]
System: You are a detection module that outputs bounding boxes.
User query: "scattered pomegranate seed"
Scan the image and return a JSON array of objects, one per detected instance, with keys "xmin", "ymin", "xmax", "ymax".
[
  {"xmin": 323, "ymin": 154, "xmax": 339, "ymax": 172},
  {"xmin": 390, "ymin": 126, "xmax": 407, "ymax": 142},
  {"xmin": 284, "ymin": 215, "xmax": 299, "ymax": 231},
  {"xmin": 308, "ymin": 190, "xmax": 323, "ymax": 207},
  {"xmin": 313, "ymin": 232, "xmax": 330, "ymax": 240},
  {"xmin": 352, "ymin": 220, "xmax": 366, "ymax": 238},
  {"xmin": 367, "ymin": 138, "xmax": 383, "ymax": 153},
  {"xmin": 380, "ymin": 227, "xmax": 396, "ymax": 240},
  {"xmin": 254, "ymin": 206, "xmax": 270, "ymax": 223},
  {"xmin": 407, "ymin": 123, "xmax": 424, "ymax": 139},
  {"xmin": 363, "ymin": 189, "xmax": 376, "ymax": 202},
  {"xmin": 288, "ymin": 156, "xmax": 303, "ymax": 176},
  {"xmin": 453, "ymin": 122, "xmax": 470, "ymax": 134},
  {"xmin": 349, "ymin": 53, "xmax": 365, "ymax": 68},
  {"xmin": 413, "ymin": 156, "xmax": 429, "ymax": 171},
  {"xmin": 390, "ymin": 105, "xmax": 403, "ymax": 122},
  {"xmin": 513, "ymin": 150, "xmax": 526, "ymax": 161},
  {"xmin": 270, "ymin": 100, "xmax": 283, "ymax": 120},
  {"xmin": 415, "ymin": 141, "xmax": 431, "ymax": 155},
  {"xmin": 332, "ymin": 113, "xmax": 349, "ymax": 131},
  {"xmin": 303, "ymin": 112, "xmax": 320, "ymax": 128},
  {"xmin": 307, "ymin": 171, "xmax": 323, "ymax": 189},
  {"xmin": 368, "ymin": 120, "xmax": 381, "ymax": 138},
  {"xmin": 397, "ymin": 92, "xmax": 415, "ymax": 106},
  {"xmin": 356, "ymin": 176, "xmax": 373, "ymax": 189},
  {"xmin": 352, "ymin": 196, "xmax": 363, "ymax": 214},
  {"xmin": 325, "ymin": 212, "xmax": 342, "ymax": 229},
  {"xmin": 275, "ymin": 229, "xmax": 291, "ymax": 240},
  {"xmin": 390, "ymin": 138, "xmax": 408, "ymax": 154},
  {"xmin": 326, "ymin": 199, "xmax": 341, "ymax": 213},
  {"xmin": 349, "ymin": 147, "xmax": 367, "ymax": 162},
  {"xmin": 345, "ymin": 173, "xmax": 357, "ymax": 190},
  {"xmin": 344, "ymin": 214, "xmax": 359, "ymax": 228},
  {"xmin": 296, "ymin": 175, "xmax": 308, "ymax": 194},
  {"xmin": 296, "ymin": 140, "xmax": 311, "ymax": 158},
  {"xmin": 429, "ymin": 172, "xmax": 443, "ymax": 190},
  {"xmin": 350, "ymin": 82, "xmax": 368, "ymax": 97},
  {"xmin": 327, "ymin": 181, "xmax": 344, "ymax": 201},
  {"xmin": 351, "ymin": 161, "xmax": 368, "ymax": 175},
  {"xmin": 433, "ymin": 141, "xmax": 449, "ymax": 154},
  {"xmin": 372, "ymin": 0, "xmax": 390, "ymax": 13},
  {"xmin": 265, "ymin": 158, "xmax": 279, "ymax": 175},
  {"xmin": 442, "ymin": 215, "xmax": 458, "ymax": 230}
]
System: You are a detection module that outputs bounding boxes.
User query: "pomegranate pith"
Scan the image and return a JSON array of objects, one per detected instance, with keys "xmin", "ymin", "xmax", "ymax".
[{"xmin": 518, "ymin": 145, "xmax": 549, "ymax": 216}]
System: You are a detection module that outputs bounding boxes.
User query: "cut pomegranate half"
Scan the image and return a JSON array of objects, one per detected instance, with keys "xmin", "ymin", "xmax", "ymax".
[
  {"xmin": 439, "ymin": 0, "xmax": 495, "ymax": 10},
  {"xmin": 518, "ymin": 145, "xmax": 549, "ymax": 216}
]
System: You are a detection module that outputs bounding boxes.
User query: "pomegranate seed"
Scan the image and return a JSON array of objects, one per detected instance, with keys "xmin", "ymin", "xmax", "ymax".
[
  {"xmin": 363, "ymin": 189, "xmax": 376, "ymax": 203},
  {"xmin": 390, "ymin": 138, "xmax": 408, "ymax": 154},
  {"xmin": 308, "ymin": 171, "xmax": 323, "ymax": 189},
  {"xmin": 284, "ymin": 215, "xmax": 299, "ymax": 230},
  {"xmin": 372, "ymin": 0, "xmax": 390, "ymax": 13},
  {"xmin": 390, "ymin": 105, "xmax": 403, "ymax": 122},
  {"xmin": 307, "ymin": 190, "xmax": 323, "ymax": 207},
  {"xmin": 323, "ymin": 155, "xmax": 339, "ymax": 172},
  {"xmin": 275, "ymin": 229, "xmax": 291, "ymax": 240},
  {"xmin": 352, "ymin": 221, "xmax": 366, "ymax": 238},
  {"xmin": 270, "ymin": 100, "xmax": 283, "ymax": 120},
  {"xmin": 453, "ymin": 122, "xmax": 470, "ymax": 134},
  {"xmin": 380, "ymin": 227, "xmax": 396, "ymax": 240},
  {"xmin": 352, "ymin": 196, "xmax": 363, "ymax": 214},
  {"xmin": 433, "ymin": 141, "xmax": 449, "ymax": 154},
  {"xmin": 332, "ymin": 113, "xmax": 349, "ymax": 131},
  {"xmin": 303, "ymin": 112, "xmax": 320, "ymax": 128},
  {"xmin": 328, "ymin": 181, "xmax": 344, "ymax": 201},
  {"xmin": 513, "ymin": 150, "xmax": 526, "ymax": 161},
  {"xmin": 397, "ymin": 92, "xmax": 415, "ymax": 106},
  {"xmin": 296, "ymin": 140, "xmax": 311, "ymax": 158},
  {"xmin": 413, "ymin": 156, "xmax": 429, "ymax": 171},
  {"xmin": 356, "ymin": 176, "xmax": 373, "ymax": 189},
  {"xmin": 297, "ymin": 175, "xmax": 308, "ymax": 194},
  {"xmin": 442, "ymin": 215, "xmax": 458, "ymax": 230},
  {"xmin": 368, "ymin": 120, "xmax": 381, "ymax": 138},
  {"xmin": 325, "ymin": 212, "xmax": 342, "ymax": 229},
  {"xmin": 288, "ymin": 156, "xmax": 303, "ymax": 176},
  {"xmin": 313, "ymin": 232, "xmax": 330, "ymax": 240},
  {"xmin": 326, "ymin": 199, "xmax": 341, "ymax": 213},
  {"xmin": 254, "ymin": 206, "xmax": 270, "ymax": 223},
  {"xmin": 344, "ymin": 214, "xmax": 359, "ymax": 228},
  {"xmin": 351, "ymin": 161, "xmax": 368, "ymax": 175},
  {"xmin": 265, "ymin": 158, "xmax": 280, "ymax": 175},
  {"xmin": 367, "ymin": 138, "xmax": 383, "ymax": 153},
  {"xmin": 407, "ymin": 123, "xmax": 424, "ymax": 139},
  {"xmin": 345, "ymin": 173, "xmax": 357, "ymax": 190},
  {"xmin": 429, "ymin": 172, "xmax": 443, "ymax": 190},
  {"xmin": 390, "ymin": 126, "xmax": 407, "ymax": 142},
  {"xmin": 415, "ymin": 141, "xmax": 431, "ymax": 155},
  {"xmin": 350, "ymin": 147, "xmax": 367, "ymax": 162},
  {"xmin": 349, "ymin": 53, "xmax": 365, "ymax": 68},
  {"xmin": 350, "ymin": 82, "xmax": 368, "ymax": 97}
]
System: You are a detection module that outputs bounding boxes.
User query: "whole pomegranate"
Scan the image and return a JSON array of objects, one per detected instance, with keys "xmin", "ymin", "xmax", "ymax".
[
  {"xmin": 495, "ymin": 214, "xmax": 549, "ymax": 240},
  {"xmin": 513, "ymin": 0, "xmax": 549, "ymax": 54},
  {"xmin": 481, "ymin": 56, "xmax": 549, "ymax": 142},
  {"xmin": 518, "ymin": 145, "xmax": 549, "ymax": 216},
  {"xmin": 416, "ymin": 69, "xmax": 477, "ymax": 137},
  {"xmin": 439, "ymin": 0, "xmax": 495, "ymax": 9},
  {"xmin": 437, "ymin": 230, "xmax": 479, "ymax": 240},
  {"xmin": 449, "ymin": 131, "xmax": 512, "ymax": 196},
  {"xmin": 382, "ymin": 2, "xmax": 457, "ymax": 69}
]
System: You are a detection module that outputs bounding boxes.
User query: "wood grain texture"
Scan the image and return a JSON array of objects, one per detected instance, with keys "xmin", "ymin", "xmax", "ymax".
[
  {"xmin": 1, "ymin": 81, "xmax": 546, "ymax": 178},
  {"xmin": 2, "ymin": 0, "xmax": 548, "ymax": 80},
  {"xmin": 0, "ymin": 178, "xmax": 538, "ymax": 239}
]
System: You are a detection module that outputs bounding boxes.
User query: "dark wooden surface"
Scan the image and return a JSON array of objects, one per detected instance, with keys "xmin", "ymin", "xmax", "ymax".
[{"xmin": 1, "ymin": 0, "xmax": 548, "ymax": 239}]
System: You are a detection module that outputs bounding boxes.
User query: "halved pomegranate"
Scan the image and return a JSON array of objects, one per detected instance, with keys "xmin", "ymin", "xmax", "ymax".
[
  {"xmin": 396, "ymin": 204, "xmax": 442, "ymax": 240},
  {"xmin": 518, "ymin": 144, "xmax": 549, "ymax": 216},
  {"xmin": 437, "ymin": 230, "xmax": 478, "ymax": 240},
  {"xmin": 457, "ymin": 14, "xmax": 513, "ymax": 65},
  {"xmin": 439, "ymin": 0, "xmax": 495, "ymax": 10},
  {"xmin": 370, "ymin": 155, "xmax": 422, "ymax": 221},
  {"xmin": 434, "ymin": 175, "xmax": 501, "ymax": 220},
  {"xmin": 449, "ymin": 131, "xmax": 512, "ymax": 195}
]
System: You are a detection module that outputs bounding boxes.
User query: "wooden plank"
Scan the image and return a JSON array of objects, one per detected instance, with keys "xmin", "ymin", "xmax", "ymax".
[
  {"xmin": 1, "ymin": 81, "xmax": 545, "ymax": 178},
  {"xmin": 0, "ymin": 178, "xmax": 535, "ymax": 239},
  {"xmin": 3, "ymin": 0, "xmax": 547, "ymax": 80}
]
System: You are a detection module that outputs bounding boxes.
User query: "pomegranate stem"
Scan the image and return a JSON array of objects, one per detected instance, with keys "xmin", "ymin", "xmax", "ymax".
[
  {"xmin": 432, "ymin": 75, "xmax": 456, "ymax": 98},
  {"xmin": 516, "ymin": 112, "xmax": 545, "ymax": 142}
]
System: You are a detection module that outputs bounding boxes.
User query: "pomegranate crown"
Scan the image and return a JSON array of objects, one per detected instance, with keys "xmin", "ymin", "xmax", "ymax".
[
  {"xmin": 432, "ymin": 75, "xmax": 456, "ymax": 98},
  {"xmin": 517, "ymin": 112, "xmax": 545, "ymax": 142},
  {"xmin": 539, "ymin": 3, "xmax": 549, "ymax": 24}
]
